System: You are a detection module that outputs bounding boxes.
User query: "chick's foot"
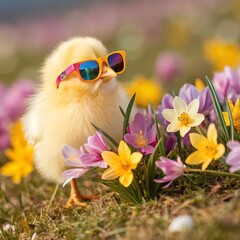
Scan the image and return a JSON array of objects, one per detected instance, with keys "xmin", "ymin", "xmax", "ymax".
[{"xmin": 65, "ymin": 179, "xmax": 87, "ymax": 208}]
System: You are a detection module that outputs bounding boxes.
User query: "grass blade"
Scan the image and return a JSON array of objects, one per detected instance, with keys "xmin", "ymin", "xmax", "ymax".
[
  {"xmin": 149, "ymin": 103, "xmax": 165, "ymax": 156},
  {"xmin": 123, "ymin": 93, "xmax": 136, "ymax": 136},
  {"xmin": 206, "ymin": 76, "xmax": 229, "ymax": 140},
  {"xmin": 119, "ymin": 106, "xmax": 126, "ymax": 118},
  {"xmin": 145, "ymin": 139, "xmax": 162, "ymax": 199}
]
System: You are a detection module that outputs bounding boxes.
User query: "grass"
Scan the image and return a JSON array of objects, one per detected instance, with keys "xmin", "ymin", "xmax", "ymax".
[{"xmin": 1, "ymin": 172, "xmax": 240, "ymax": 240}]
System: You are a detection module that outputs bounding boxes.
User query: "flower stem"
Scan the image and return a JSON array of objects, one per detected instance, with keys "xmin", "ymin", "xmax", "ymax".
[
  {"xmin": 186, "ymin": 168, "xmax": 240, "ymax": 179},
  {"xmin": 176, "ymin": 131, "xmax": 183, "ymax": 159}
]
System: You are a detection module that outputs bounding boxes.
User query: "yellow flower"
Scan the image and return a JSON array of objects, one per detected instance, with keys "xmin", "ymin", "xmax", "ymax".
[
  {"xmin": 195, "ymin": 78, "xmax": 205, "ymax": 92},
  {"xmin": 162, "ymin": 96, "xmax": 204, "ymax": 137},
  {"xmin": 222, "ymin": 99, "xmax": 240, "ymax": 133},
  {"xmin": 204, "ymin": 38, "xmax": 240, "ymax": 70},
  {"xmin": 101, "ymin": 141, "xmax": 142, "ymax": 187},
  {"xmin": 126, "ymin": 75, "xmax": 163, "ymax": 108},
  {"xmin": 185, "ymin": 124, "xmax": 225, "ymax": 171},
  {"xmin": 0, "ymin": 121, "xmax": 34, "ymax": 184}
]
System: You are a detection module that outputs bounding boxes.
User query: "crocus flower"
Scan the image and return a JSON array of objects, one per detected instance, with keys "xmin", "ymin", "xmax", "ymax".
[
  {"xmin": 185, "ymin": 124, "xmax": 225, "ymax": 171},
  {"xmin": 226, "ymin": 141, "xmax": 240, "ymax": 173},
  {"xmin": 81, "ymin": 131, "xmax": 108, "ymax": 168},
  {"xmin": 3, "ymin": 80, "xmax": 35, "ymax": 121},
  {"xmin": 154, "ymin": 156, "xmax": 186, "ymax": 187},
  {"xmin": 162, "ymin": 96, "xmax": 204, "ymax": 137},
  {"xmin": 61, "ymin": 145, "xmax": 90, "ymax": 184},
  {"xmin": 124, "ymin": 112, "xmax": 157, "ymax": 154},
  {"xmin": 61, "ymin": 131, "xmax": 108, "ymax": 183},
  {"xmin": 0, "ymin": 121, "xmax": 34, "ymax": 184},
  {"xmin": 212, "ymin": 66, "xmax": 240, "ymax": 103},
  {"xmin": 157, "ymin": 93, "xmax": 174, "ymax": 127},
  {"xmin": 101, "ymin": 141, "xmax": 143, "ymax": 187},
  {"xmin": 126, "ymin": 75, "xmax": 163, "ymax": 107},
  {"xmin": 179, "ymin": 84, "xmax": 213, "ymax": 115},
  {"xmin": 222, "ymin": 99, "xmax": 240, "ymax": 133}
]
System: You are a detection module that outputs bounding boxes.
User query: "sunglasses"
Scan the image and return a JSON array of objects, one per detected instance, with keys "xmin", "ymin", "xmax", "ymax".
[{"xmin": 56, "ymin": 50, "xmax": 126, "ymax": 88}]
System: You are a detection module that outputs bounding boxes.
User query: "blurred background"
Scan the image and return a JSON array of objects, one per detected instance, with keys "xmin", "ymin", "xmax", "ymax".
[{"xmin": 0, "ymin": 0, "xmax": 240, "ymax": 86}]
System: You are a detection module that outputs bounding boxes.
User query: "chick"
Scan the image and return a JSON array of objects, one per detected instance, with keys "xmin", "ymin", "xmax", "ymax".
[{"xmin": 23, "ymin": 37, "xmax": 130, "ymax": 207}]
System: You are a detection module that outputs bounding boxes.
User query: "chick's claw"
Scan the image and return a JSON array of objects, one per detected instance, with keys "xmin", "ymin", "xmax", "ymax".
[{"xmin": 65, "ymin": 193, "xmax": 87, "ymax": 208}]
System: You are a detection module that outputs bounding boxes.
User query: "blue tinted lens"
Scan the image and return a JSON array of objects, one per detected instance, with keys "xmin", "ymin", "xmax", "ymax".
[
  {"xmin": 108, "ymin": 53, "xmax": 124, "ymax": 73},
  {"xmin": 79, "ymin": 60, "xmax": 99, "ymax": 80}
]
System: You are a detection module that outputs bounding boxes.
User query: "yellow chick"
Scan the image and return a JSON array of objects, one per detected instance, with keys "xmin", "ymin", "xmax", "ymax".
[{"xmin": 23, "ymin": 37, "xmax": 130, "ymax": 207}]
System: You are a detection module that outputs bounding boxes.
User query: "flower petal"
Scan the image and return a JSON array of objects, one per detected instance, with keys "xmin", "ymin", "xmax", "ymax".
[
  {"xmin": 187, "ymin": 99, "xmax": 199, "ymax": 116},
  {"xmin": 202, "ymin": 159, "xmax": 212, "ymax": 171},
  {"xmin": 226, "ymin": 149, "xmax": 240, "ymax": 164},
  {"xmin": 189, "ymin": 133, "xmax": 208, "ymax": 150},
  {"xmin": 185, "ymin": 151, "xmax": 210, "ymax": 165},
  {"xmin": 166, "ymin": 121, "xmax": 180, "ymax": 133},
  {"xmin": 119, "ymin": 171, "xmax": 133, "ymax": 187},
  {"xmin": 207, "ymin": 124, "xmax": 217, "ymax": 145},
  {"xmin": 173, "ymin": 96, "xmax": 187, "ymax": 115},
  {"xmin": 179, "ymin": 126, "xmax": 191, "ymax": 137},
  {"xmin": 102, "ymin": 167, "xmax": 121, "ymax": 180},
  {"xmin": 222, "ymin": 112, "xmax": 230, "ymax": 126},
  {"xmin": 101, "ymin": 151, "xmax": 121, "ymax": 167},
  {"xmin": 130, "ymin": 112, "xmax": 147, "ymax": 135},
  {"xmin": 162, "ymin": 109, "xmax": 178, "ymax": 122},
  {"xmin": 61, "ymin": 168, "xmax": 89, "ymax": 179},
  {"xmin": 62, "ymin": 144, "xmax": 79, "ymax": 159},
  {"xmin": 118, "ymin": 141, "xmax": 131, "ymax": 160},
  {"xmin": 129, "ymin": 152, "xmax": 142, "ymax": 169},
  {"xmin": 214, "ymin": 143, "xmax": 225, "ymax": 160},
  {"xmin": 190, "ymin": 114, "xmax": 204, "ymax": 127},
  {"xmin": 227, "ymin": 140, "xmax": 240, "ymax": 150}
]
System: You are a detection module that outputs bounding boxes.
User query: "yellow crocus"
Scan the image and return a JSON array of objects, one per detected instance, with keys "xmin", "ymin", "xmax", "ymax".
[
  {"xmin": 185, "ymin": 124, "xmax": 225, "ymax": 171},
  {"xmin": 204, "ymin": 38, "xmax": 240, "ymax": 70},
  {"xmin": 101, "ymin": 141, "xmax": 142, "ymax": 187},
  {"xmin": 222, "ymin": 99, "xmax": 240, "ymax": 133},
  {"xmin": 126, "ymin": 75, "xmax": 163, "ymax": 108},
  {"xmin": 0, "ymin": 121, "xmax": 34, "ymax": 184}
]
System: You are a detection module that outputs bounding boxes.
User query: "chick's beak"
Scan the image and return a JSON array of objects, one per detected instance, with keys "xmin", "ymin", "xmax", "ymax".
[{"xmin": 100, "ymin": 64, "xmax": 117, "ymax": 82}]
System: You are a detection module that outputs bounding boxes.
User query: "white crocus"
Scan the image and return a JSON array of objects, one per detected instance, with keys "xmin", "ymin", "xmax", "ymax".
[{"xmin": 162, "ymin": 96, "xmax": 204, "ymax": 137}]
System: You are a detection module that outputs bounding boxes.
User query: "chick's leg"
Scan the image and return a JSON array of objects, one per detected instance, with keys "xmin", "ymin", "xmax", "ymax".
[{"xmin": 66, "ymin": 179, "xmax": 87, "ymax": 208}]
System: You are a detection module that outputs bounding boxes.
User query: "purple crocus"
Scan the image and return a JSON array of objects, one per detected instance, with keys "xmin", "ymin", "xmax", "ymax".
[
  {"xmin": 179, "ymin": 84, "xmax": 213, "ymax": 115},
  {"xmin": 0, "ymin": 80, "xmax": 35, "ymax": 152},
  {"xmin": 3, "ymin": 80, "xmax": 35, "ymax": 121},
  {"xmin": 226, "ymin": 141, "xmax": 240, "ymax": 173},
  {"xmin": 155, "ymin": 156, "xmax": 186, "ymax": 187},
  {"xmin": 61, "ymin": 145, "xmax": 90, "ymax": 184},
  {"xmin": 213, "ymin": 66, "xmax": 240, "ymax": 103},
  {"xmin": 81, "ymin": 131, "xmax": 108, "ymax": 168},
  {"xmin": 124, "ymin": 112, "xmax": 157, "ymax": 155},
  {"xmin": 61, "ymin": 131, "xmax": 108, "ymax": 184}
]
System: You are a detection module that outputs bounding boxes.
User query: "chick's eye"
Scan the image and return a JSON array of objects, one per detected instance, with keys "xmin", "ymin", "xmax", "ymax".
[{"xmin": 79, "ymin": 61, "xmax": 99, "ymax": 81}]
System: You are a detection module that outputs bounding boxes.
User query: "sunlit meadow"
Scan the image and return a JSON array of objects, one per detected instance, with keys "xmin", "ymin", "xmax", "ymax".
[{"xmin": 1, "ymin": 0, "xmax": 240, "ymax": 239}]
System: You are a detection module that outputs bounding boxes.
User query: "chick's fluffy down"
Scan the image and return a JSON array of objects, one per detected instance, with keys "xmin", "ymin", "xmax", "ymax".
[{"xmin": 23, "ymin": 37, "xmax": 130, "ymax": 183}]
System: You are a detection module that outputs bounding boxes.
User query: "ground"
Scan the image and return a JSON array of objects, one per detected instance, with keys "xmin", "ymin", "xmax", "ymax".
[{"xmin": 1, "ymin": 173, "xmax": 240, "ymax": 240}]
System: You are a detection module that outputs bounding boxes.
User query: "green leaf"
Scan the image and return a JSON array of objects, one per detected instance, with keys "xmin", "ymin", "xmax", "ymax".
[
  {"xmin": 145, "ymin": 139, "xmax": 162, "ymax": 200},
  {"xmin": 119, "ymin": 106, "xmax": 126, "ymax": 118},
  {"xmin": 92, "ymin": 123, "xmax": 118, "ymax": 147},
  {"xmin": 149, "ymin": 103, "xmax": 165, "ymax": 156},
  {"xmin": 206, "ymin": 76, "xmax": 229, "ymax": 140},
  {"xmin": 123, "ymin": 93, "xmax": 136, "ymax": 136},
  {"xmin": 226, "ymin": 99, "xmax": 235, "ymax": 141}
]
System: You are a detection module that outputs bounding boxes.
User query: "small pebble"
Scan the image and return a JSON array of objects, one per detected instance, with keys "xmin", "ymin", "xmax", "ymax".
[{"xmin": 168, "ymin": 215, "xmax": 194, "ymax": 232}]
